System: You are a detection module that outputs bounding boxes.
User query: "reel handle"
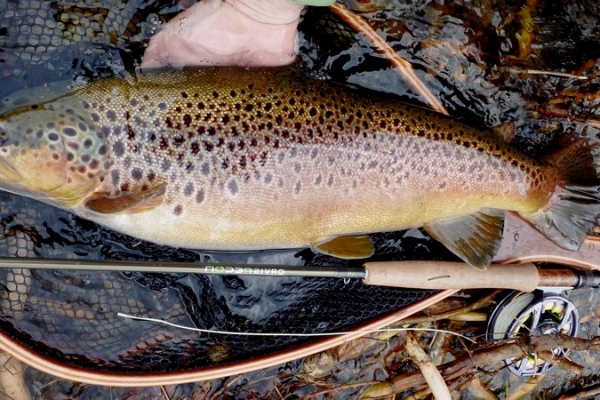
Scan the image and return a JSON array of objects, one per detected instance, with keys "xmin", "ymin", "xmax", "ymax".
[{"xmin": 362, "ymin": 261, "xmax": 540, "ymax": 292}]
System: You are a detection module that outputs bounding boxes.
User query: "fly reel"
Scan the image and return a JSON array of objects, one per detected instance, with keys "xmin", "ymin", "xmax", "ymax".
[{"xmin": 486, "ymin": 290, "xmax": 579, "ymax": 377}]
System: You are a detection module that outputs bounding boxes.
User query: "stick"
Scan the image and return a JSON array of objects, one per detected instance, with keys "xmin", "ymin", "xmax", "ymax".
[
  {"xmin": 329, "ymin": 3, "xmax": 450, "ymax": 116},
  {"xmin": 390, "ymin": 334, "xmax": 589, "ymax": 393}
]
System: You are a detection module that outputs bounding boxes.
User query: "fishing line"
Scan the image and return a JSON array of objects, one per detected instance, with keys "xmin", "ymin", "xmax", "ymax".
[{"xmin": 117, "ymin": 312, "xmax": 477, "ymax": 343}]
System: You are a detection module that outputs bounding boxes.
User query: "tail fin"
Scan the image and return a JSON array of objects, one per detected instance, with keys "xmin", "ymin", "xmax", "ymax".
[{"xmin": 526, "ymin": 139, "xmax": 600, "ymax": 250}]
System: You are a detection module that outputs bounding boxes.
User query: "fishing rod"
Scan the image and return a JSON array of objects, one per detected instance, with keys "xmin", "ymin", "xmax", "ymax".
[{"xmin": 0, "ymin": 257, "xmax": 598, "ymax": 292}]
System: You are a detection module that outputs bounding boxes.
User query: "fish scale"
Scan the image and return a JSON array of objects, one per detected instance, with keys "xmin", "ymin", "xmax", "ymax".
[{"xmin": 1, "ymin": 67, "xmax": 599, "ymax": 269}]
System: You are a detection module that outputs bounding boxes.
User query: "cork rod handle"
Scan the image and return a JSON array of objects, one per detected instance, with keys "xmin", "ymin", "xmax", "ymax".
[{"xmin": 362, "ymin": 261, "xmax": 540, "ymax": 292}]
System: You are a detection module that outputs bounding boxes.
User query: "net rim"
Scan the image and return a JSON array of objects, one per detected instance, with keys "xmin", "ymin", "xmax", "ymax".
[{"xmin": 0, "ymin": 290, "xmax": 453, "ymax": 386}]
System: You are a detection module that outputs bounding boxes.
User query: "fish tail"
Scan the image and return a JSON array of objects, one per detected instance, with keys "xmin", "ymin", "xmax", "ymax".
[{"xmin": 526, "ymin": 139, "xmax": 600, "ymax": 250}]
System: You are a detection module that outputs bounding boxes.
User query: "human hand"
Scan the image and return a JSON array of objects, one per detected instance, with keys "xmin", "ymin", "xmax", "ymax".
[{"xmin": 141, "ymin": 0, "xmax": 304, "ymax": 69}]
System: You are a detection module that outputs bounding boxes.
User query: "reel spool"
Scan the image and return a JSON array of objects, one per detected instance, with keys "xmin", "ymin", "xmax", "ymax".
[{"xmin": 486, "ymin": 290, "xmax": 579, "ymax": 377}]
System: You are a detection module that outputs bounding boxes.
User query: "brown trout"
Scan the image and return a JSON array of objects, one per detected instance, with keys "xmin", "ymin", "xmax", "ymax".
[{"xmin": 0, "ymin": 67, "xmax": 598, "ymax": 269}]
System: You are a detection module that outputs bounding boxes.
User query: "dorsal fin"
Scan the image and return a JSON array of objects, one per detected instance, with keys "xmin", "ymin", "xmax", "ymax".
[
  {"xmin": 85, "ymin": 182, "xmax": 167, "ymax": 214},
  {"xmin": 423, "ymin": 209, "xmax": 505, "ymax": 270}
]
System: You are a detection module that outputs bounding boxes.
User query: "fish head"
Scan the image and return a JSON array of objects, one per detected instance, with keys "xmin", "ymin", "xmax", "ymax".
[{"xmin": 0, "ymin": 106, "xmax": 71, "ymax": 196}]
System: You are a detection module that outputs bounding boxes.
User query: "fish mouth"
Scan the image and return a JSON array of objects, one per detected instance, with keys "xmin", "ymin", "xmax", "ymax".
[{"xmin": 0, "ymin": 158, "xmax": 22, "ymax": 183}]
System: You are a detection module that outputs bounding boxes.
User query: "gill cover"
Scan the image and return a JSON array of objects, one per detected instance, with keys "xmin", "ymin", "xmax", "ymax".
[{"xmin": 0, "ymin": 108, "xmax": 69, "ymax": 194}]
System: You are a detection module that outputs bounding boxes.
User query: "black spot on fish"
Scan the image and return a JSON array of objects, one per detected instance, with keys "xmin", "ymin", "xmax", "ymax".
[
  {"xmin": 89, "ymin": 159, "xmax": 99, "ymax": 169},
  {"xmin": 68, "ymin": 143, "xmax": 79, "ymax": 150},
  {"xmin": 131, "ymin": 168, "xmax": 143, "ymax": 180},
  {"xmin": 327, "ymin": 174, "xmax": 334, "ymax": 187},
  {"xmin": 52, "ymin": 154, "xmax": 60, "ymax": 161},
  {"xmin": 201, "ymin": 162, "xmax": 210, "ymax": 176},
  {"xmin": 204, "ymin": 141, "xmax": 214, "ymax": 152},
  {"xmin": 127, "ymin": 126, "xmax": 136, "ymax": 141},
  {"xmin": 67, "ymin": 152, "xmax": 74, "ymax": 161},
  {"xmin": 174, "ymin": 205, "xmax": 183, "ymax": 215},
  {"xmin": 212, "ymin": 91, "xmax": 219, "ymax": 98},
  {"xmin": 147, "ymin": 172, "xmax": 156, "ymax": 182},
  {"xmin": 159, "ymin": 137, "xmax": 169, "ymax": 150},
  {"xmin": 222, "ymin": 114, "xmax": 230, "ymax": 124},
  {"xmin": 181, "ymin": 91, "xmax": 188, "ymax": 98},
  {"xmin": 184, "ymin": 182, "xmax": 194, "ymax": 196},
  {"xmin": 48, "ymin": 133, "xmax": 59, "ymax": 141},
  {"xmin": 106, "ymin": 110, "xmax": 117, "ymax": 122},
  {"xmin": 191, "ymin": 142, "xmax": 200, "ymax": 155},
  {"xmin": 196, "ymin": 189, "xmax": 205, "ymax": 203},
  {"xmin": 98, "ymin": 144, "xmax": 107, "ymax": 155},
  {"xmin": 183, "ymin": 114, "xmax": 192, "ymax": 127},
  {"xmin": 158, "ymin": 102, "xmax": 167, "ymax": 110},
  {"xmin": 264, "ymin": 172, "xmax": 273, "ymax": 184},
  {"xmin": 63, "ymin": 127, "xmax": 77, "ymax": 137},
  {"xmin": 173, "ymin": 136, "xmax": 185, "ymax": 147},
  {"xmin": 83, "ymin": 138, "xmax": 93, "ymax": 148},
  {"xmin": 81, "ymin": 154, "xmax": 91, "ymax": 162},
  {"xmin": 47, "ymin": 122, "xmax": 55, "ymax": 129},
  {"xmin": 161, "ymin": 159, "xmax": 171, "ymax": 172},
  {"xmin": 78, "ymin": 122, "xmax": 88, "ymax": 132},
  {"xmin": 228, "ymin": 180, "xmax": 238, "ymax": 195},
  {"xmin": 98, "ymin": 127, "xmax": 110, "ymax": 139},
  {"xmin": 113, "ymin": 141, "xmax": 125, "ymax": 156},
  {"xmin": 315, "ymin": 174, "xmax": 322, "ymax": 185},
  {"xmin": 245, "ymin": 104, "xmax": 254, "ymax": 112},
  {"xmin": 207, "ymin": 127, "xmax": 216, "ymax": 136}
]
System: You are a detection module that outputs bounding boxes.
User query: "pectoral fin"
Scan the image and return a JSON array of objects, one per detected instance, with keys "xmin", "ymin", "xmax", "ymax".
[
  {"xmin": 423, "ymin": 209, "xmax": 504, "ymax": 270},
  {"xmin": 85, "ymin": 182, "xmax": 167, "ymax": 214},
  {"xmin": 313, "ymin": 234, "xmax": 375, "ymax": 259}
]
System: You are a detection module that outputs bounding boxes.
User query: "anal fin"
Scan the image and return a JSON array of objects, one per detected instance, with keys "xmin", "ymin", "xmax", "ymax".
[
  {"xmin": 313, "ymin": 235, "xmax": 375, "ymax": 259},
  {"xmin": 85, "ymin": 182, "xmax": 167, "ymax": 214},
  {"xmin": 423, "ymin": 209, "xmax": 505, "ymax": 270}
]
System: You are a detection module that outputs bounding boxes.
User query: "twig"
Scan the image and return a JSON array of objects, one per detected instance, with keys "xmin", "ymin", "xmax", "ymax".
[
  {"xmin": 399, "ymin": 290, "xmax": 502, "ymax": 325},
  {"xmin": 405, "ymin": 332, "xmax": 451, "ymax": 400},
  {"xmin": 390, "ymin": 334, "xmax": 591, "ymax": 393},
  {"xmin": 296, "ymin": 380, "xmax": 379, "ymax": 400},
  {"xmin": 559, "ymin": 382, "xmax": 600, "ymax": 400},
  {"xmin": 507, "ymin": 67, "xmax": 589, "ymax": 80},
  {"xmin": 329, "ymin": 3, "xmax": 450, "ymax": 116},
  {"xmin": 160, "ymin": 385, "xmax": 171, "ymax": 400},
  {"xmin": 538, "ymin": 350, "xmax": 584, "ymax": 375}
]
